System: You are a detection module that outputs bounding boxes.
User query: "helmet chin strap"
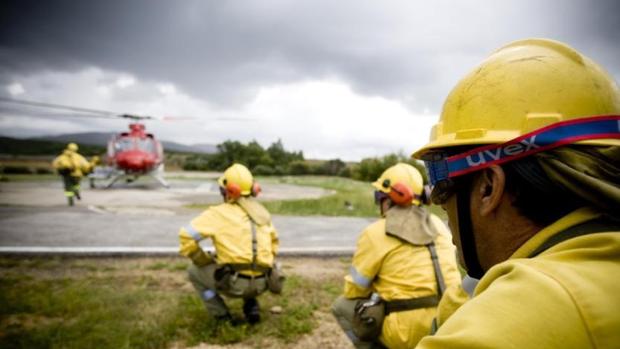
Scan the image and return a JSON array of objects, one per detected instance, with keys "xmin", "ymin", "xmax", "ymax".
[{"xmin": 456, "ymin": 178, "xmax": 485, "ymax": 279}]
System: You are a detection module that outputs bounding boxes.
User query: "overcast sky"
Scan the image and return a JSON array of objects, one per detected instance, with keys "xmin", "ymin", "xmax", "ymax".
[{"xmin": 1, "ymin": 0, "xmax": 619, "ymax": 160}]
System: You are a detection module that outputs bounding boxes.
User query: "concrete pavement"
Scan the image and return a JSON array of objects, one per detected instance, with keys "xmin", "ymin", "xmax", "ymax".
[{"xmin": 0, "ymin": 178, "xmax": 373, "ymax": 256}]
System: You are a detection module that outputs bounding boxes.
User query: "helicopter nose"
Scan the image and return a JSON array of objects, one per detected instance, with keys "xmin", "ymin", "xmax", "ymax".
[
  {"xmin": 126, "ymin": 158, "xmax": 143, "ymax": 169},
  {"xmin": 117, "ymin": 152, "xmax": 145, "ymax": 170}
]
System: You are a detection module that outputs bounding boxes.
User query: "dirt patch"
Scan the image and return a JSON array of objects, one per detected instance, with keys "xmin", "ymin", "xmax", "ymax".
[{"xmin": 282, "ymin": 257, "xmax": 349, "ymax": 283}]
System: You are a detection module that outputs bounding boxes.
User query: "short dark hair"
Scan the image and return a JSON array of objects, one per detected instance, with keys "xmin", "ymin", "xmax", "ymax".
[{"xmin": 502, "ymin": 157, "xmax": 585, "ymax": 226}]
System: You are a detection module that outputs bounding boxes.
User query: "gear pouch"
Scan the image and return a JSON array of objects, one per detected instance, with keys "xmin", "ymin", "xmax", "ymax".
[
  {"xmin": 214, "ymin": 264, "xmax": 234, "ymax": 291},
  {"xmin": 267, "ymin": 262, "xmax": 285, "ymax": 294},
  {"xmin": 352, "ymin": 296, "xmax": 385, "ymax": 341}
]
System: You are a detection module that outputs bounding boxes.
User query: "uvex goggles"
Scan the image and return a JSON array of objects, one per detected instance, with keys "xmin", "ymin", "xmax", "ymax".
[
  {"xmin": 422, "ymin": 115, "xmax": 620, "ymax": 202},
  {"xmin": 374, "ymin": 190, "xmax": 389, "ymax": 204}
]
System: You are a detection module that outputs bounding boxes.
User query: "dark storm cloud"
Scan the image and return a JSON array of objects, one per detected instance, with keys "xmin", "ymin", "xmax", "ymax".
[{"xmin": 1, "ymin": 0, "xmax": 619, "ymax": 111}]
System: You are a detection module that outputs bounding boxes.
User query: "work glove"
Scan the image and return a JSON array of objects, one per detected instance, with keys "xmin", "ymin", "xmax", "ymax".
[{"xmin": 188, "ymin": 248, "xmax": 213, "ymax": 267}]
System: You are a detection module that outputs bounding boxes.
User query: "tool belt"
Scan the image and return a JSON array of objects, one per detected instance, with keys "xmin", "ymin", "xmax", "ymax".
[
  {"xmin": 384, "ymin": 295, "xmax": 439, "ymax": 314},
  {"xmin": 229, "ymin": 263, "xmax": 271, "ymax": 274}
]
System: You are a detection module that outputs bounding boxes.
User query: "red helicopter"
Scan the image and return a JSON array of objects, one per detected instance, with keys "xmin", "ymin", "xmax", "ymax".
[
  {"xmin": 94, "ymin": 115, "xmax": 169, "ymax": 188},
  {"xmin": 0, "ymin": 97, "xmax": 176, "ymax": 188}
]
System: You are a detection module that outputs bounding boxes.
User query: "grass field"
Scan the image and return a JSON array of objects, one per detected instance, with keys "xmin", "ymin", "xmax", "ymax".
[
  {"xmin": 258, "ymin": 176, "xmax": 377, "ymax": 217},
  {"xmin": 258, "ymin": 176, "xmax": 446, "ymax": 219},
  {"xmin": 0, "ymin": 257, "xmax": 352, "ymax": 349}
]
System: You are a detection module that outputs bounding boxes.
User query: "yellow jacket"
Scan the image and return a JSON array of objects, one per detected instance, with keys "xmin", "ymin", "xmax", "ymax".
[
  {"xmin": 417, "ymin": 207, "xmax": 620, "ymax": 349},
  {"xmin": 344, "ymin": 210, "xmax": 461, "ymax": 349},
  {"xmin": 179, "ymin": 200, "xmax": 279, "ymax": 275},
  {"xmin": 52, "ymin": 150, "xmax": 90, "ymax": 177}
]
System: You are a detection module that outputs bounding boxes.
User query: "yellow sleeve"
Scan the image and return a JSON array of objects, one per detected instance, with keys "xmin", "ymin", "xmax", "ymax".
[
  {"xmin": 178, "ymin": 209, "xmax": 220, "ymax": 257},
  {"xmin": 417, "ymin": 263, "xmax": 591, "ymax": 348},
  {"xmin": 343, "ymin": 227, "xmax": 385, "ymax": 299},
  {"xmin": 52, "ymin": 155, "xmax": 66, "ymax": 169},
  {"xmin": 435, "ymin": 283, "xmax": 470, "ymax": 328},
  {"xmin": 270, "ymin": 224, "xmax": 279, "ymax": 256},
  {"xmin": 75, "ymin": 154, "xmax": 90, "ymax": 172}
]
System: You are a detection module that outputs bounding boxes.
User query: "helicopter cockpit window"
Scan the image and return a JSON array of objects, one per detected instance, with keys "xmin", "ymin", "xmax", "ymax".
[
  {"xmin": 114, "ymin": 138, "xmax": 134, "ymax": 152},
  {"xmin": 137, "ymin": 138, "xmax": 156, "ymax": 153}
]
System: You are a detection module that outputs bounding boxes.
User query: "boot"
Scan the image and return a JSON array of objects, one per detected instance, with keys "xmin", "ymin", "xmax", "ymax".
[
  {"xmin": 75, "ymin": 191, "xmax": 81, "ymax": 200},
  {"xmin": 68, "ymin": 197, "xmax": 74, "ymax": 206},
  {"xmin": 243, "ymin": 298, "xmax": 260, "ymax": 324},
  {"xmin": 215, "ymin": 313, "xmax": 245, "ymax": 326}
]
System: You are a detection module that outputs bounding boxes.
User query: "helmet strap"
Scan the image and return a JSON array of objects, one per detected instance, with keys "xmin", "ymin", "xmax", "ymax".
[{"xmin": 456, "ymin": 177, "xmax": 485, "ymax": 279}]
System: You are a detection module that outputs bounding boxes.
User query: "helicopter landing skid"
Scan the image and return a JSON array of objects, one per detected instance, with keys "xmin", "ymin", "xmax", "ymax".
[
  {"xmin": 89, "ymin": 166, "xmax": 169, "ymax": 189},
  {"xmin": 150, "ymin": 173, "xmax": 170, "ymax": 188}
]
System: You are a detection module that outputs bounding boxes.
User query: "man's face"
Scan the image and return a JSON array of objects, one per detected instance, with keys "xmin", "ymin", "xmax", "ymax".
[{"xmin": 442, "ymin": 194, "xmax": 466, "ymax": 267}]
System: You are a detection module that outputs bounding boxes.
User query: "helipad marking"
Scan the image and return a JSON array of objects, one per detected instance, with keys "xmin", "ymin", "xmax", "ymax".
[
  {"xmin": 87, "ymin": 205, "xmax": 108, "ymax": 214},
  {"xmin": 0, "ymin": 246, "xmax": 354, "ymax": 256}
]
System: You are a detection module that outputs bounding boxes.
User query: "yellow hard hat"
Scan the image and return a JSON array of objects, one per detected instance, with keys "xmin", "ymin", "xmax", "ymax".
[
  {"xmin": 67, "ymin": 143, "xmax": 79, "ymax": 152},
  {"xmin": 413, "ymin": 38, "xmax": 620, "ymax": 160},
  {"xmin": 372, "ymin": 163, "xmax": 424, "ymax": 205},
  {"xmin": 218, "ymin": 163, "xmax": 255, "ymax": 198}
]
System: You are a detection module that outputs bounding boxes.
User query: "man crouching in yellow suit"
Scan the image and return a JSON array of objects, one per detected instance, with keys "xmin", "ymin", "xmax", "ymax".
[
  {"xmin": 332, "ymin": 163, "xmax": 461, "ymax": 349},
  {"xmin": 178, "ymin": 163, "xmax": 281, "ymax": 325}
]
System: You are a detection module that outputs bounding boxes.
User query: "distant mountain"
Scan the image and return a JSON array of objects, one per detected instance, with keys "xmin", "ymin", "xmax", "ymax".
[
  {"xmin": 189, "ymin": 143, "xmax": 218, "ymax": 154},
  {"xmin": 161, "ymin": 140, "xmax": 216, "ymax": 154},
  {"xmin": 32, "ymin": 132, "xmax": 114, "ymax": 147},
  {"xmin": 30, "ymin": 132, "xmax": 216, "ymax": 154}
]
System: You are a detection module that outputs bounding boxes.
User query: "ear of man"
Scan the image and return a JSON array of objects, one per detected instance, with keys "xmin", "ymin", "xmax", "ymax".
[{"xmin": 478, "ymin": 165, "xmax": 506, "ymax": 217}]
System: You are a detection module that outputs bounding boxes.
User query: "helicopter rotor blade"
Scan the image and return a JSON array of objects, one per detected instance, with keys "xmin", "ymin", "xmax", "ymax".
[
  {"xmin": 0, "ymin": 96, "xmax": 120, "ymax": 119},
  {"xmin": 120, "ymin": 114, "xmax": 155, "ymax": 121},
  {"xmin": 0, "ymin": 97, "xmax": 256, "ymax": 122}
]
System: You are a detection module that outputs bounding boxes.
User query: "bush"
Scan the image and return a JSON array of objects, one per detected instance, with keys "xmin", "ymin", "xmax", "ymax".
[
  {"xmin": 288, "ymin": 161, "xmax": 310, "ymax": 175},
  {"xmin": 2, "ymin": 165, "xmax": 34, "ymax": 174},
  {"xmin": 337, "ymin": 166, "xmax": 352, "ymax": 178},
  {"xmin": 273, "ymin": 165, "xmax": 287, "ymax": 176},
  {"xmin": 35, "ymin": 168, "xmax": 53, "ymax": 174},
  {"xmin": 352, "ymin": 153, "xmax": 428, "ymax": 183},
  {"xmin": 321, "ymin": 159, "xmax": 346, "ymax": 176},
  {"xmin": 204, "ymin": 139, "xmax": 304, "ymax": 172},
  {"xmin": 252, "ymin": 165, "xmax": 275, "ymax": 176}
]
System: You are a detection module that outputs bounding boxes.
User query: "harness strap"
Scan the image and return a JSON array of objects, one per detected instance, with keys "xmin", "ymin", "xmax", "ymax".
[
  {"xmin": 528, "ymin": 217, "xmax": 620, "ymax": 258},
  {"xmin": 385, "ymin": 295, "xmax": 439, "ymax": 315},
  {"xmin": 383, "ymin": 242, "xmax": 447, "ymax": 315},
  {"xmin": 251, "ymin": 220, "xmax": 258, "ymax": 270},
  {"xmin": 427, "ymin": 242, "xmax": 446, "ymax": 297}
]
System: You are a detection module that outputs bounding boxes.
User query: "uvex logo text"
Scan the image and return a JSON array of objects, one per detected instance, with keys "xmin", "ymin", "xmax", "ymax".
[{"xmin": 465, "ymin": 135, "xmax": 540, "ymax": 166}]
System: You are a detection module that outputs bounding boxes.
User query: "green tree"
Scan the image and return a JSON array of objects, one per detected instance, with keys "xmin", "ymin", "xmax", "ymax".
[{"xmin": 321, "ymin": 159, "xmax": 346, "ymax": 176}]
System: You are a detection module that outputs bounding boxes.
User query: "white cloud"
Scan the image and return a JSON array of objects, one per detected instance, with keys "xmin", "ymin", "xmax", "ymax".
[
  {"xmin": 241, "ymin": 80, "xmax": 436, "ymax": 160},
  {"xmin": 7, "ymin": 83, "xmax": 25, "ymax": 96},
  {"xmin": 115, "ymin": 75, "xmax": 136, "ymax": 88},
  {"xmin": 157, "ymin": 83, "xmax": 177, "ymax": 96},
  {"xmin": 0, "ymin": 68, "xmax": 437, "ymax": 161}
]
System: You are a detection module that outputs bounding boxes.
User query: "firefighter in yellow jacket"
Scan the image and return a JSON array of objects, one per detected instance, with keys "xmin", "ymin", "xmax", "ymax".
[
  {"xmin": 178, "ymin": 163, "xmax": 280, "ymax": 324},
  {"xmin": 413, "ymin": 38, "xmax": 620, "ymax": 348},
  {"xmin": 332, "ymin": 163, "xmax": 461, "ymax": 349},
  {"xmin": 51, "ymin": 142, "xmax": 91, "ymax": 206}
]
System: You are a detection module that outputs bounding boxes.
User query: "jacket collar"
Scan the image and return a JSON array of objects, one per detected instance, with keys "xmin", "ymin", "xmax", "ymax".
[{"xmin": 509, "ymin": 207, "xmax": 601, "ymax": 259}]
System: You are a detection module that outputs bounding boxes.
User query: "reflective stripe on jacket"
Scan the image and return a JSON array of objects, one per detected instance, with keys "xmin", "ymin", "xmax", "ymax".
[
  {"xmin": 344, "ymin": 213, "xmax": 461, "ymax": 349},
  {"xmin": 417, "ymin": 207, "xmax": 620, "ymax": 349}
]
